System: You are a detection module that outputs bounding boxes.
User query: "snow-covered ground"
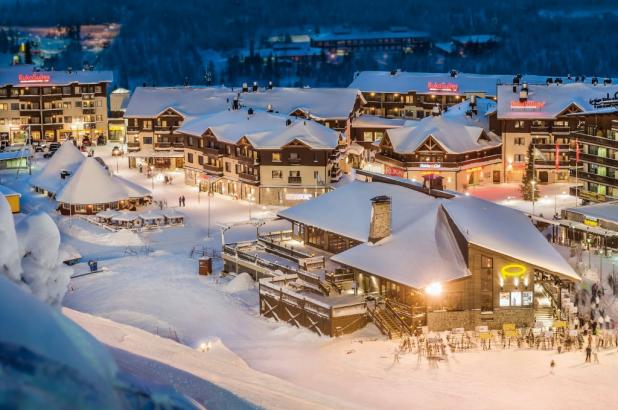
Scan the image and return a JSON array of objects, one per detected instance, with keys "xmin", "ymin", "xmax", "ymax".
[{"xmin": 2, "ymin": 145, "xmax": 618, "ymax": 409}]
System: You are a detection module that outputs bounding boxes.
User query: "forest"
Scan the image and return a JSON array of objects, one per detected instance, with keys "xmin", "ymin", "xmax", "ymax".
[{"xmin": 0, "ymin": 0, "xmax": 617, "ymax": 88}]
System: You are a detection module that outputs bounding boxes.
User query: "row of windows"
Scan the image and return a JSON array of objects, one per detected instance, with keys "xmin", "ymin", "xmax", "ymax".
[
  {"xmin": 0, "ymin": 85, "xmax": 103, "ymax": 97},
  {"xmin": 0, "ymin": 115, "xmax": 104, "ymax": 125},
  {"xmin": 0, "ymin": 100, "xmax": 103, "ymax": 111}
]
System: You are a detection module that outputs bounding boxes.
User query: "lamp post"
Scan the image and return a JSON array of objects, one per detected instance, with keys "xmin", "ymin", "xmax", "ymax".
[{"xmin": 531, "ymin": 179, "xmax": 537, "ymax": 215}]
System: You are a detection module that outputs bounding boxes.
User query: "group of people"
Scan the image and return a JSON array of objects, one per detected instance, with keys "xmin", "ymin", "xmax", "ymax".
[{"xmin": 178, "ymin": 196, "xmax": 186, "ymax": 207}]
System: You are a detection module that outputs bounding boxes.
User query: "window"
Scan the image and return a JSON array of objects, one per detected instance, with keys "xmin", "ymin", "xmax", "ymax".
[
  {"xmin": 289, "ymin": 152, "xmax": 299, "ymax": 160},
  {"xmin": 198, "ymin": 139, "xmax": 204, "ymax": 148},
  {"xmin": 10, "ymin": 103, "xmax": 19, "ymax": 110},
  {"xmin": 514, "ymin": 137, "xmax": 526, "ymax": 145},
  {"xmin": 272, "ymin": 152, "xmax": 281, "ymax": 162},
  {"xmin": 314, "ymin": 170, "xmax": 319, "ymax": 180},
  {"xmin": 74, "ymin": 86, "xmax": 81, "ymax": 94},
  {"xmin": 143, "ymin": 120, "xmax": 152, "ymax": 130},
  {"xmin": 362, "ymin": 131, "xmax": 373, "ymax": 142},
  {"xmin": 289, "ymin": 170, "xmax": 300, "ymax": 177},
  {"xmin": 272, "ymin": 170, "xmax": 283, "ymax": 178},
  {"xmin": 64, "ymin": 116, "xmax": 72, "ymax": 123},
  {"xmin": 510, "ymin": 291, "xmax": 522, "ymax": 306},
  {"xmin": 0, "ymin": 103, "xmax": 7, "ymax": 110},
  {"xmin": 95, "ymin": 86, "xmax": 102, "ymax": 93},
  {"xmin": 187, "ymin": 153, "xmax": 194, "ymax": 163},
  {"xmin": 514, "ymin": 120, "xmax": 525, "ymax": 129},
  {"xmin": 523, "ymin": 291, "xmax": 533, "ymax": 306},
  {"xmin": 62, "ymin": 86, "xmax": 71, "ymax": 95},
  {"xmin": 187, "ymin": 137, "xmax": 194, "ymax": 146},
  {"xmin": 225, "ymin": 162, "xmax": 231, "ymax": 172},
  {"xmin": 499, "ymin": 292, "xmax": 510, "ymax": 307},
  {"xmin": 75, "ymin": 101, "xmax": 82, "ymax": 108},
  {"xmin": 198, "ymin": 155, "xmax": 204, "ymax": 165},
  {"xmin": 514, "ymin": 154, "xmax": 526, "ymax": 162},
  {"xmin": 143, "ymin": 137, "xmax": 153, "ymax": 144}
]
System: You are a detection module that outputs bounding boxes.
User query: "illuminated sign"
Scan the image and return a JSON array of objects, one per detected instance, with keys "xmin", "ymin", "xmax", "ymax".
[
  {"xmin": 384, "ymin": 165, "xmax": 405, "ymax": 177},
  {"xmin": 584, "ymin": 217, "xmax": 598, "ymax": 227},
  {"xmin": 510, "ymin": 100, "xmax": 545, "ymax": 110},
  {"xmin": 500, "ymin": 263, "xmax": 527, "ymax": 279},
  {"xmin": 285, "ymin": 193, "xmax": 312, "ymax": 201},
  {"xmin": 427, "ymin": 81, "xmax": 459, "ymax": 93},
  {"xmin": 18, "ymin": 73, "xmax": 51, "ymax": 84},
  {"xmin": 419, "ymin": 163, "xmax": 441, "ymax": 169}
]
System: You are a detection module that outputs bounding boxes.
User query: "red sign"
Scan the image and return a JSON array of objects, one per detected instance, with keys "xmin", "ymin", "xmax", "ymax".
[
  {"xmin": 555, "ymin": 142, "xmax": 560, "ymax": 171},
  {"xmin": 384, "ymin": 165, "xmax": 405, "ymax": 178},
  {"xmin": 427, "ymin": 81, "xmax": 459, "ymax": 93},
  {"xmin": 510, "ymin": 100, "xmax": 545, "ymax": 110},
  {"xmin": 18, "ymin": 73, "xmax": 51, "ymax": 84}
]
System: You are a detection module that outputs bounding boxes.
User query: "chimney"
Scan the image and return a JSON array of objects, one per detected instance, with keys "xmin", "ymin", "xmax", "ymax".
[
  {"xmin": 368, "ymin": 196, "xmax": 392, "ymax": 243},
  {"xmin": 252, "ymin": 81, "xmax": 258, "ymax": 92},
  {"xmin": 431, "ymin": 103, "xmax": 441, "ymax": 116},
  {"xmin": 268, "ymin": 80, "xmax": 273, "ymax": 90},
  {"xmin": 232, "ymin": 95, "xmax": 239, "ymax": 110},
  {"xmin": 519, "ymin": 83, "xmax": 528, "ymax": 102},
  {"xmin": 247, "ymin": 107, "xmax": 254, "ymax": 115},
  {"xmin": 242, "ymin": 82, "xmax": 248, "ymax": 92},
  {"xmin": 592, "ymin": 77, "xmax": 598, "ymax": 86},
  {"xmin": 267, "ymin": 103, "xmax": 273, "ymax": 112},
  {"xmin": 450, "ymin": 69, "xmax": 458, "ymax": 78}
]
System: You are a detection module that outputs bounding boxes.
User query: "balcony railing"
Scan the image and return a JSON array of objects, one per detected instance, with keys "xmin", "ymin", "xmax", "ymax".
[
  {"xmin": 204, "ymin": 146, "xmax": 221, "ymax": 156},
  {"xmin": 530, "ymin": 126, "xmax": 550, "ymax": 134},
  {"xmin": 374, "ymin": 153, "xmax": 501, "ymax": 169},
  {"xmin": 288, "ymin": 176, "xmax": 302, "ymax": 184},
  {"xmin": 570, "ymin": 131, "xmax": 618, "ymax": 149},
  {"xmin": 238, "ymin": 154, "xmax": 258, "ymax": 165},
  {"xmin": 578, "ymin": 152, "xmax": 618, "ymax": 169},
  {"xmin": 570, "ymin": 170, "xmax": 618, "ymax": 188},
  {"xmin": 203, "ymin": 164, "xmax": 223, "ymax": 175},
  {"xmin": 239, "ymin": 172, "xmax": 259, "ymax": 183}
]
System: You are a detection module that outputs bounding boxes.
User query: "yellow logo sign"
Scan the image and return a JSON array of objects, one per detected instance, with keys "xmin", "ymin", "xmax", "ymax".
[{"xmin": 500, "ymin": 263, "xmax": 527, "ymax": 279}]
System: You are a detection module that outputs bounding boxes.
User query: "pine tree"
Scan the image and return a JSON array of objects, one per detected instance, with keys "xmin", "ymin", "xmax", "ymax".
[{"xmin": 520, "ymin": 143, "xmax": 539, "ymax": 201}]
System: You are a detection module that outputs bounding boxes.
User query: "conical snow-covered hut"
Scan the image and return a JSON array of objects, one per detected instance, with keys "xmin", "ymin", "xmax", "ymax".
[
  {"xmin": 56, "ymin": 158, "xmax": 132, "ymax": 215},
  {"xmin": 30, "ymin": 142, "xmax": 85, "ymax": 196}
]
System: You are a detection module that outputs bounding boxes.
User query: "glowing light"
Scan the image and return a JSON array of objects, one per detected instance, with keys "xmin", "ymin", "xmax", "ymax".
[
  {"xmin": 510, "ymin": 100, "xmax": 545, "ymax": 110},
  {"xmin": 18, "ymin": 73, "xmax": 51, "ymax": 83},
  {"xmin": 500, "ymin": 263, "xmax": 527, "ymax": 279},
  {"xmin": 425, "ymin": 282, "xmax": 442, "ymax": 296},
  {"xmin": 427, "ymin": 81, "xmax": 459, "ymax": 93}
]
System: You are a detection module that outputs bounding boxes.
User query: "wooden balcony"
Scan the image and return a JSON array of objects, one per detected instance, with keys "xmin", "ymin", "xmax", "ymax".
[
  {"xmin": 239, "ymin": 172, "xmax": 259, "ymax": 183},
  {"xmin": 204, "ymin": 146, "xmax": 221, "ymax": 156},
  {"xmin": 288, "ymin": 176, "xmax": 302, "ymax": 184},
  {"xmin": 203, "ymin": 163, "xmax": 223, "ymax": 175}
]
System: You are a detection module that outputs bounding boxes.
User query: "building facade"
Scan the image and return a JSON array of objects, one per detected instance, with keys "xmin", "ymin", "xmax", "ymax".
[{"xmin": 0, "ymin": 66, "xmax": 112, "ymax": 145}]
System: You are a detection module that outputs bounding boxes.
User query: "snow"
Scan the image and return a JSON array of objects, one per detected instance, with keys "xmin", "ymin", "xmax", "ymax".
[
  {"xmin": 29, "ymin": 141, "xmax": 85, "ymax": 193},
  {"xmin": 0, "ymin": 64, "xmax": 113, "ymax": 87},
  {"xmin": 351, "ymin": 115, "xmax": 408, "ymax": 129},
  {"xmin": 497, "ymin": 82, "xmax": 618, "ymax": 119},
  {"xmin": 126, "ymin": 86, "xmax": 363, "ymax": 121},
  {"xmin": 385, "ymin": 114, "xmax": 500, "ymax": 154},
  {"xmin": 443, "ymin": 195, "xmax": 580, "ymax": 281},
  {"xmin": 56, "ymin": 157, "xmax": 129, "ymax": 205},
  {"xmin": 349, "ymin": 71, "xmax": 551, "ymax": 95},
  {"xmin": 222, "ymin": 272, "xmax": 256, "ymax": 293},
  {"xmin": 564, "ymin": 201, "xmax": 618, "ymax": 224},
  {"xmin": 442, "ymin": 97, "xmax": 497, "ymax": 129}
]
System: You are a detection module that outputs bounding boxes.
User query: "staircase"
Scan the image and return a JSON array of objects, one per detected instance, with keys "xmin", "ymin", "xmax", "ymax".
[
  {"xmin": 534, "ymin": 307, "xmax": 554, "ymax": 330},
  {"xmin": 367, "ymin": 302, "xmax": 411, "ymax": 339}
]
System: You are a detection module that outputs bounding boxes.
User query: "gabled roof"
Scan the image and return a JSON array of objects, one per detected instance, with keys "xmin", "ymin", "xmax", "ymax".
[
  {"xmin": 124, "ymin": 87, "xmax": 232, "ymax": 118},
  {"xmin": 56, "ymin": 158, "xmax": 128, "ymax": 205},
  {"xmin": 384, "ymin": 114, "xmax": 500, "ymax": 154},
  {"xmin": 30, "ymin": 142, "xmax": 85, "ymax": 193},
  {"xmin": 497, "ymin": 83, "xmax": 618, "ymax": 119},
  {"xmin": 179, "ymin": 109, "xmax": 340, "ymax": 150},
  {"xmin": 565, "ymin": 202, "xmax": 618, "ymax": 224}
]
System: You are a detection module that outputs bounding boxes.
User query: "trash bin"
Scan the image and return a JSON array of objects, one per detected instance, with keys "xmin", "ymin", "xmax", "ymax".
[
  {"xmin": 88, "ymin": 260, "xmax": 98, "ymax": 272},
  {"xmin": 199, "ymin": 257, "xmax": 212, "ymax": 276}
]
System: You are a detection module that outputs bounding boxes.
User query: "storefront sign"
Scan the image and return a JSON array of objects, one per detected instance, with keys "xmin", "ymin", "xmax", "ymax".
[
  {"xmin": 584, "ymin": 217, "xmax": 599, "ymax": 227},
  {"xmin": 419, "ymin": 163, "xmax": 441, "ymax": 169},
  {"xmin": 285, "ymin": 193, "xmax": 312, "ymax": 201},
  {"xmin": 510, "ymin": 100, "xmax": 545, "ymax": 110},
  {"xmin": 384, "ymin": 165, "xmax": 405, "ymax": 177},
  {"xmin": 18, "ymin": 73, "xmax": 51, "ymax": 84},
  {"xmin": 427, "ymin": 81, "xmax": 459, "ymax": 93}
]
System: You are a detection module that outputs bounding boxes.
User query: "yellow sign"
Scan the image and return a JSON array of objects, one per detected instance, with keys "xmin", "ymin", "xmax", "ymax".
[
  {"xmin": 584, "ymin": 218, "xmax": 598, "ymax": 227},
  {"xmin": 503, "ymin": 323, "xmax": 518, "ymax": 337},
  {"xmin": 500, "ymin": 263, "xmax": 527, "ymax": 279},
  {"xmin": 554, "ymin": 320, "xmax": 567, "ymax": 328}
]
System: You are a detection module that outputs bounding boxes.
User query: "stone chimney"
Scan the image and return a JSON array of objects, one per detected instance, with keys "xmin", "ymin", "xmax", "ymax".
[{"xmin": 369, "ymin": 196, "xmax": 392, "ymax": 243}]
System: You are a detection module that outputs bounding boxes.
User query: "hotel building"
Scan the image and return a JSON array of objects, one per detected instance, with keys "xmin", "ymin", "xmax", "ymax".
[
  {"xmin": 0, "ymin": 66, "xmax": 112, "ymax": 145},
  {"xmin": 179, "ymin": 109, "xmax": 344, "ymax": 206},
  {"xmin": 495, "ymin": 82, "xmax": 618, "ymax": 184}
]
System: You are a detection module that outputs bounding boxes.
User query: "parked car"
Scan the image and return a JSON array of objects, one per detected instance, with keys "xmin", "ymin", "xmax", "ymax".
[
  {"xmin": 48, "ymin": 142, "xmax": 61, "ymax": 152},
  {"xmin": 32, "ymin": 142, "xmax": 47, "ymax": 152}
]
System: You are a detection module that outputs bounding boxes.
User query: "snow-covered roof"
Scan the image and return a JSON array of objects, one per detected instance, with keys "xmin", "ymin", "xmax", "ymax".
[
  {"xmin": 349, "ymin": 71, "xmax": 551, "ymax": 95},
  {"xmin": 56, "ymin": 158, "xmax": 128, "ymax": 205},
  {"xmin": 442, "ymin": 97, "xmax": 497, "ymax": 129},
  {"xmin": 95, "ymin": 209, "xmax": 120, "ymax": 219},
  {"xmin": 112, "ymin": 176, "xmax": 152, "ymax": 198},
  {"xmin": 0, "ymin": 184, "xmax": 20, "ymax": 197},
  {"xmin": 351, "ymin": 115, "xmax": 408, "ymax": 129},
  {"xmin": 384, "ymin": 114, "xmax": 500, "ymax": 155},
  {"xmin": 442, "ymin": 196, "xmax": 580, "ymax": 281},
  {"xmin": 30, "ymin": 142, "xmax": 85, "ymax": 193},
  {"xmin": 0, "ymin": 65, "xmax": 112, "ymax": 87},
  {"xmin": 111, "ymin": 210, "xmax": 140, "ymax": 222},
  {"xmin": 452, "ymin": 34, "xmax": 500, "ymax": 44},
  {"xmin": 125, "ymin": 86, "xmax": 363, "ymax": 121},
  {"xmin": 564, "ymin": 202, "xmax": 618, "ymax": 224},
  {"xmin": 179, "ymin": 109, "xmax": 340, "ymax": 150},
  {"xmin": 0, "ymin": 149, "xmax": 31, "ymax": 161},
  {"xmin": 278, "ymin": 180, "xmax": 579, "ymax": 288},
  {"xmin": 497, "ymin": 83, "xmax": 618, "ymax": 119},
  {"xmin": 313, "ymin": 29, "xmax": 429, "ymax": 42},
  {"xmin": 139, "ymin": 210, "xmax": 165, "ymax": 220}
]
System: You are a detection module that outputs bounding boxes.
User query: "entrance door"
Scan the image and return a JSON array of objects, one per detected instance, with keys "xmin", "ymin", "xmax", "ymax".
[
  {"xmin": 493, "ymin": 170, "xmax": 501, "ymax": 183},
  {"xmin": 539, "ymin": 171, "xmax": 549, "ymax": 183}
]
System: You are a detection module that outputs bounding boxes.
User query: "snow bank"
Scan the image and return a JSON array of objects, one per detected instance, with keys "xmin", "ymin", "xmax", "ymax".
[
  {"xmin": 222, "ymin": 272, "xmax": 255, "ymax": 293},
  {"xmin": 0, "ymin": 197, "xmax": 72, "ymax": 306}
]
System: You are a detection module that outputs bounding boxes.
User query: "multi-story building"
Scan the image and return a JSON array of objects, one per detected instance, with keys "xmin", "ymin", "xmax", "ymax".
[
  {"xmin": 310, "ymin": 29, "xmax": 430, "ymax": 57},
  {"xmin": 179, "ymin": 108, "xmax": 344, "ymax": 206},
  {"xmin": 566, "ymin": 102, "xmax": 618, "ymax": 203},
  {"xmin": 0, "ymin": 66, "xmax": 113, "ymax": 145},
  {"xmin": 372, "ymin": 104, "xmax": 502, "ymax": 191},
  {"xmin": 108, "ymin": 88, "xmax": 130, "ymax": 143},
  {"xmin": 348, "ymin": 70, "xmax": 615, "ymax": 120},
  {"xmin": 123, "ymin": 85, "xmax": 364, "ymax": 170},
  {"xmin": 495, "ymin": 82, "xmax": 618, "ymax": 184}
]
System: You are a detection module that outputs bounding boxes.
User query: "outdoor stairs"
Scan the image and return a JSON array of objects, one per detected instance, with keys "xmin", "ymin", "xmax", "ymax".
[
  {"xmin": 534, "ymin": 307, "xmax": 555, "ymax": 329},
  {"xmin": 368, "ymin": 304, "xmax": 404, "ymax": 339}
]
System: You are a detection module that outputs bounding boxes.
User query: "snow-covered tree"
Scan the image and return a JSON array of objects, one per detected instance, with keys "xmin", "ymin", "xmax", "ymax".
[
  {"xmin": 520, "ymin": 143, "xmax": 539, "ymax": 201},
  {"xmin": 0, "ymin": 197, "xmax": 72, "ymax": 307}
]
